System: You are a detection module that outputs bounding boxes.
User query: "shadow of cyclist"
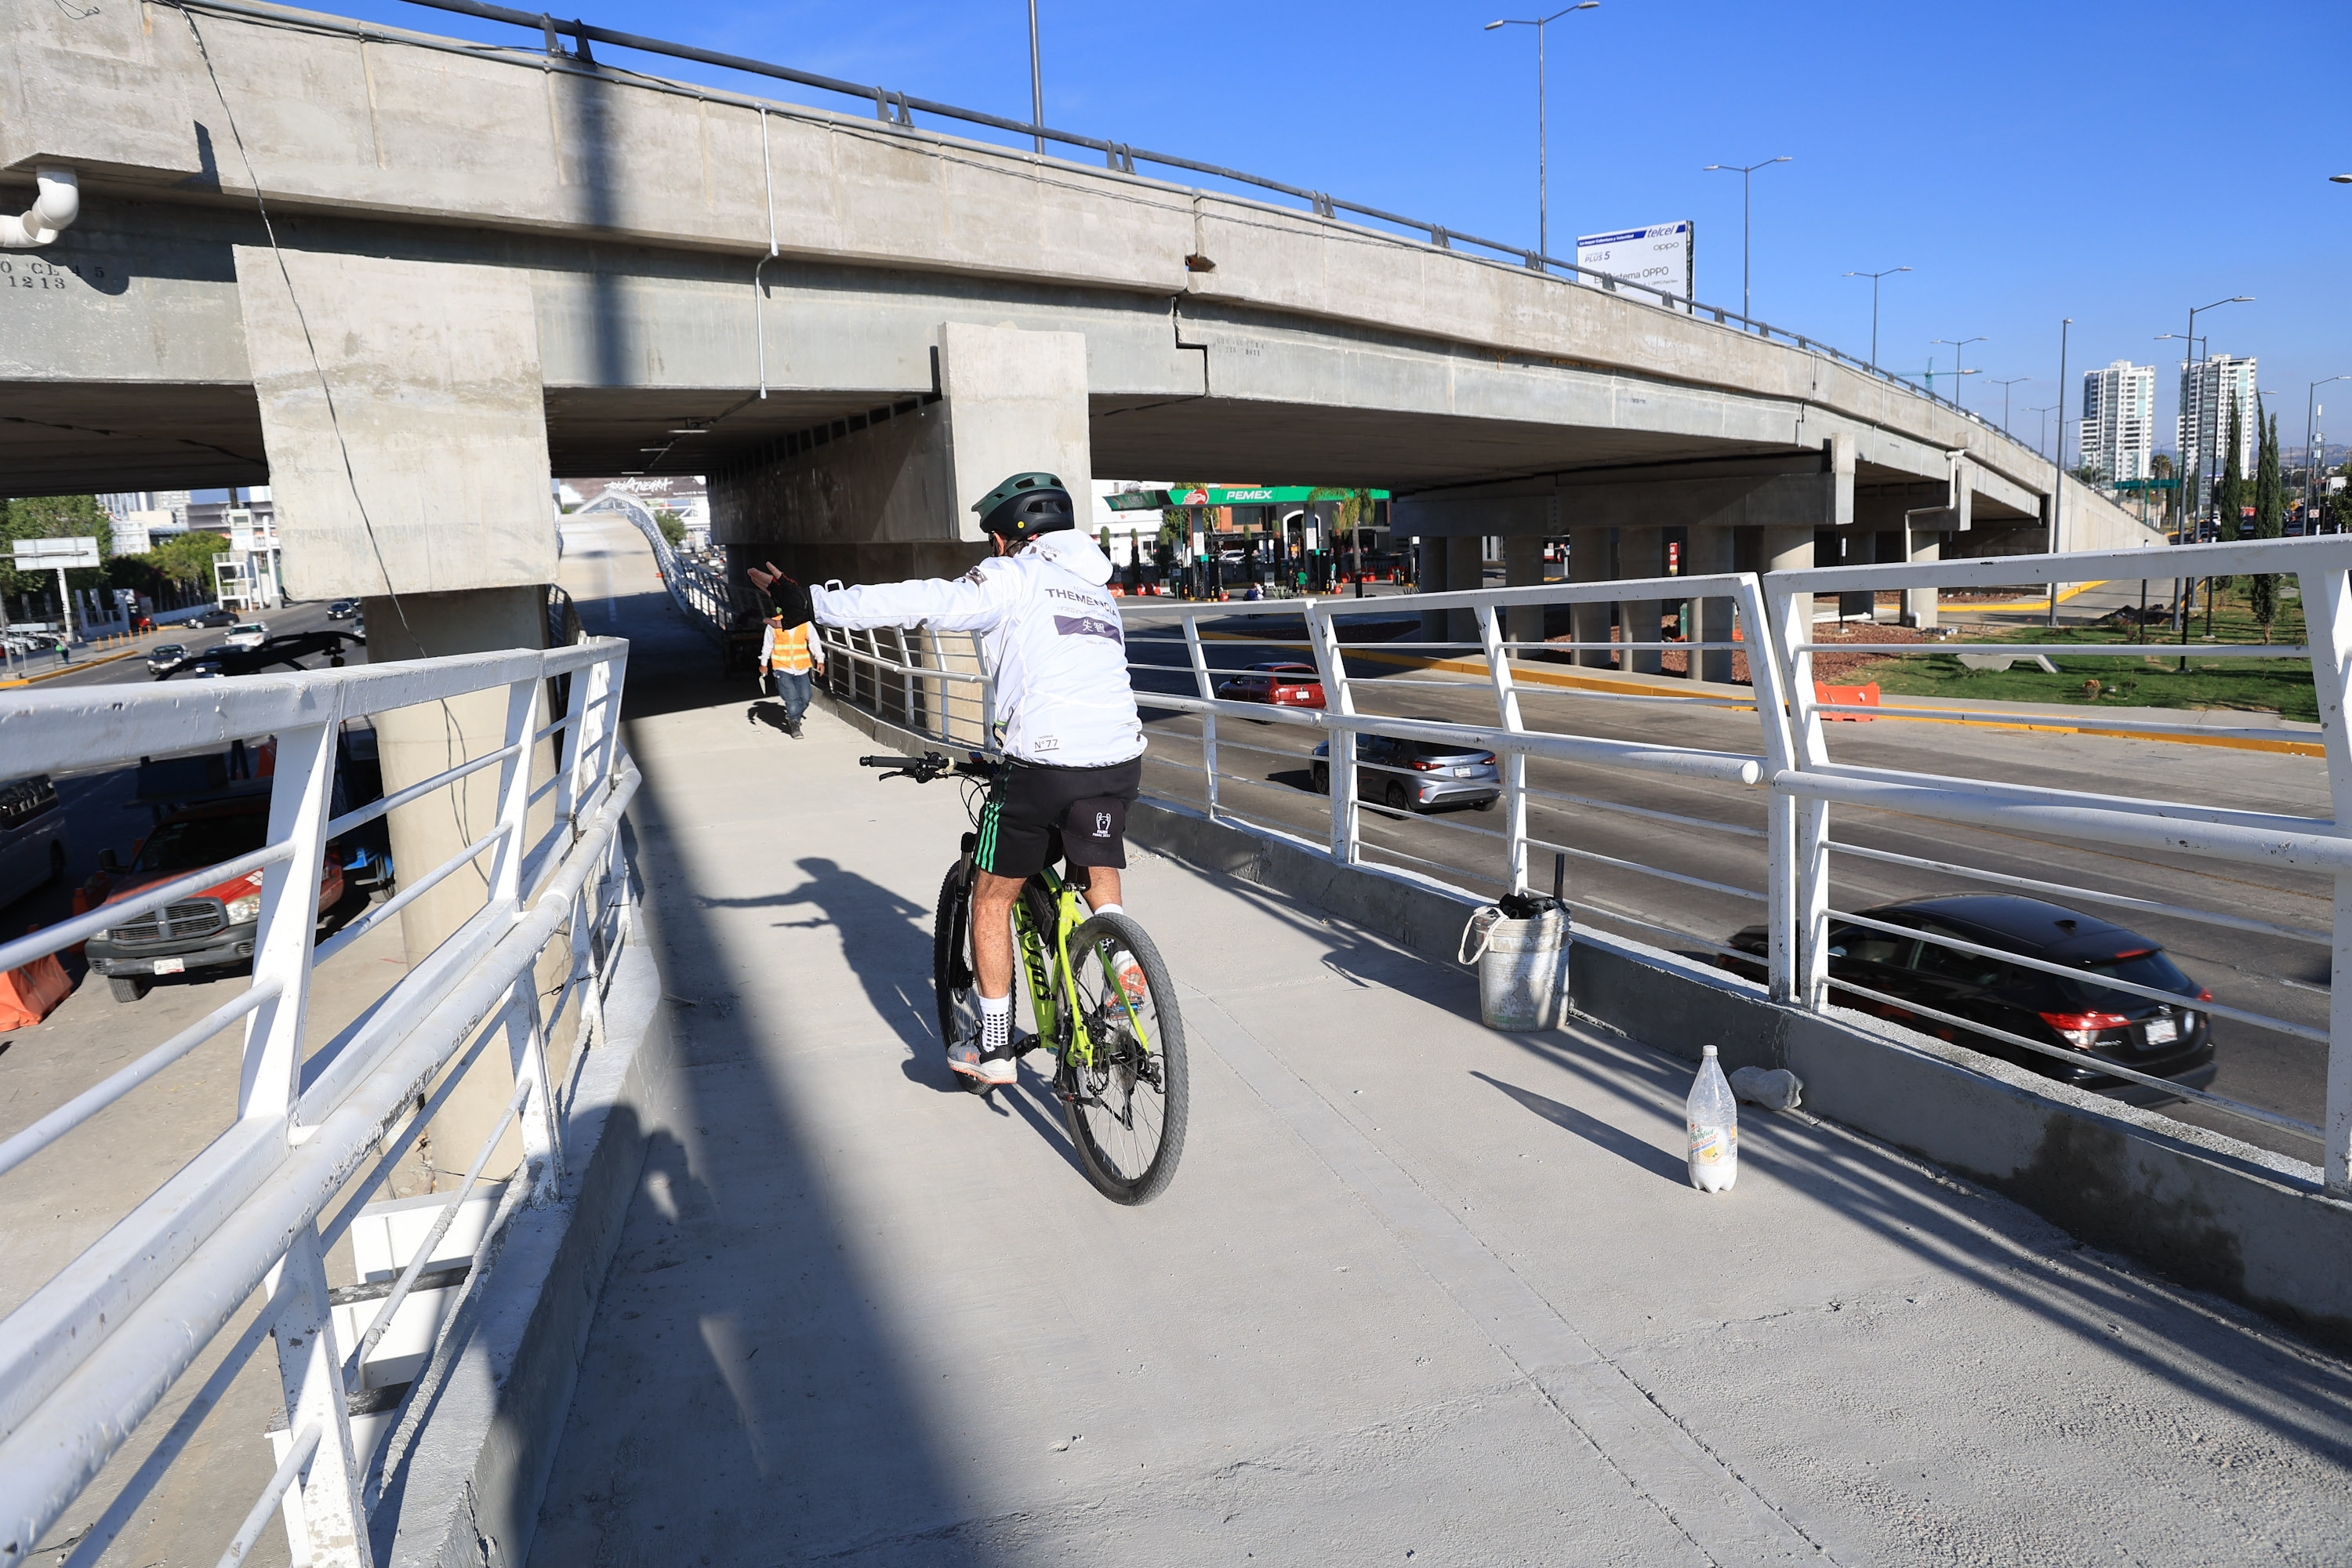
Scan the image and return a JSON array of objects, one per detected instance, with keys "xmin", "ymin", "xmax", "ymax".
[{"xmin": 695, "ymin": 856, "xmax": 938, "ymax": 1064}]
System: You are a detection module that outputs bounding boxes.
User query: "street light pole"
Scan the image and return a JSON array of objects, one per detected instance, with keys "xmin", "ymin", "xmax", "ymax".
[
  {"xmin": 1027, "ymin": 0, "xmax": 1044, "ymax": 154},
  {"xmin": 2028, "ymin": 404, "xmax": 2059, "ymax": 461},
  {"xmin": 1702, "ymin": 155, "xmax": 1790, "ymax": 318},
  {"xmin": 1486, "ymin": 4, "xmax": 1599, "ymax": 263},
  {"xmin": 1931, "ymin": 336, "xmax": 1988, "ymax": 409},
  {"xmin": 2049, "ymin": 318, "xmax": 2071, "ymax": 627},
  {"xmin": 1842, "ymin": 266, "xmax": 1910, "ymax": 367},
  {"xmin": 1987, "ymin": 377, "xmax": 2029, "ymax": 437},
  {"xmin": 2174, "ymin": 296, "xmax": 2255, "ymax": 541},
  {"xmin": 2309, "ymin": 374, "xmax": 2347, "ymax": 530}
]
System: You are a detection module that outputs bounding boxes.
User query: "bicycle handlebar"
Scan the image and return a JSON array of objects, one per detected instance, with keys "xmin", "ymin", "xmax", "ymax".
[{"xmin": 859, "ymin": 751, "xmax": 956, "ymax": 782}]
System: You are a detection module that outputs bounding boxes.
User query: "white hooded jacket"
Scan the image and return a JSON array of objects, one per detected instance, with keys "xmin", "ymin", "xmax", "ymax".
[{"xmin": 809, "ymin": 531, "xmax": 1145, "ymax": 768}]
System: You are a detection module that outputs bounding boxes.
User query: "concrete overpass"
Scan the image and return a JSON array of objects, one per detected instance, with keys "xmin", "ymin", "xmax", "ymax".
[{"xmin": 4, "ymin": 0, "xmax": 2158, "ymax": 621}]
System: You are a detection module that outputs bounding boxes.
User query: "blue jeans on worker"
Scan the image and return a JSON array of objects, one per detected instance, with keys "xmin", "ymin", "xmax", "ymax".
[{"xmin": 773, "ymin": 670, "xmax": 812, "ymax": 726}]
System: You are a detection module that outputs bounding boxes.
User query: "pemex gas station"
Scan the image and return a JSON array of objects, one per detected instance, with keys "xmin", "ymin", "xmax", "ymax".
[{"xmin": 1100, "ymin": 484, "xmax": 1397, "ymax": 597}]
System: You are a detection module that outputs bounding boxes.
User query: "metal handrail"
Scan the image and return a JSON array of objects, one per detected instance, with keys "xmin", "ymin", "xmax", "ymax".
[{"xmin": 0, "ymin": 637, "xmax": 637, "ymax": 1568}]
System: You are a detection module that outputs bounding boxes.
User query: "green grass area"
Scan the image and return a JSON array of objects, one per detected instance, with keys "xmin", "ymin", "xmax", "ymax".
[{"xmin": 1867, "ymin": 584, "xmax": 2318, "ymax": 722}]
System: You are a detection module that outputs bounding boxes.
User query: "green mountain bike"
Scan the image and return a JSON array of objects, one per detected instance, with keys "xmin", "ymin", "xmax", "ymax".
[{"xmin": 862, "ymin": 751, "xmax": 1189, "ymax": 1205}]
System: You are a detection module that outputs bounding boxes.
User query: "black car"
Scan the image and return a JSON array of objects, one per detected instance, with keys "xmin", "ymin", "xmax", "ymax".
[
  {"xmin": 191, "ymin": 608, "xmax": 238, "ymax": 628},
  {"xmin": 1720, "ymin": 895, "xmax": 2217, "ymax": 1105},
  {"xmin": 328, "ymin": 598, "xmax": 360, "ymax": 619}
]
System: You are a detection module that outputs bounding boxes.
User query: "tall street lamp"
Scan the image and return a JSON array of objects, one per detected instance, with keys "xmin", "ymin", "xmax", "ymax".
[
  {"xmin": 1931, "ymin": 336, "xmax": 1988, "ymax": 408},
  {"xmin": 1701, "ymin": 155, "xmax": 1790, "ymax": 319},
  {"xmin": 2310, "ymin": 374, "xmax": 2347, "ymax": 528},
  {"xmin": 2173, "ymin": 296, "xmax": 2255, "ymax": 537},
  {"xmin": 1842, "ymin": 265, "xmax": 1910, "ymax": 367},
  {"xmin": 1987, "ymin": 377, "xmax": 2030, "ymax": 437},
  {"xmin": 2049, "ymin": 318, "xmax": 2071, "ymax": 627},
  {"xmin": 2028, "ymin": 404, "xmax": 2060, "ymax": 461},
  {"xmin": 1027, "ymin": 0, "xmax": 1044, "ymax": 153},
  {"xmin": 1485, "ymin": 3, "xmax": 1600, "ymax": 264}
]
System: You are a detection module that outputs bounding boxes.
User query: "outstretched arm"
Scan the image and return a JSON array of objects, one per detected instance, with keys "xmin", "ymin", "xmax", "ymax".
[{"xmin": 811, "ymin": 564, "xmax": 1016, "ymax": 633}]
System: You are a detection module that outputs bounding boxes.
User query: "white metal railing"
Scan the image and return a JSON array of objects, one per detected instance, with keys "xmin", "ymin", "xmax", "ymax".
[
  {"xmin": 810, "ymin": 539, "xmax": 2352, "ymax": 1198},
  {"xmin": 572, "ymin": 492, "xmax": 731, "ymax": 635},
  {"xmin": 0, "ymin": 638, "xmax": 638, "ymax": 1568}
]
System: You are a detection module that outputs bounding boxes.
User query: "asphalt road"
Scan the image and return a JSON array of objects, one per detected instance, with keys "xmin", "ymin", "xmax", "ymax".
[{"xmin": 1123, "ymin": 607, "xmax": 2334, "ymax": 1163}]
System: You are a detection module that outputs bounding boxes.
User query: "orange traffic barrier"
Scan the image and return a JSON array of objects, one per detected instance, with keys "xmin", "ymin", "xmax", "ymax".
[
  {"xmin": 1815, "ymin": 681, "xmax": 1880, "ymax": 720},
  {"xmin": 0, "ymin": 927, "xmax": 74, "ymax": 1031}
]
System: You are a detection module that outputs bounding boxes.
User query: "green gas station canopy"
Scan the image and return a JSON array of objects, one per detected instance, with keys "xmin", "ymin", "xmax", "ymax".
[{"xmin": 1103, "ymin": 485, "xmax": 1391, "ymax": 511}]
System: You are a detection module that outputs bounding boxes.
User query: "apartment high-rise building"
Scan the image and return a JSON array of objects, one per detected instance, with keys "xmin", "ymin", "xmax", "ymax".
[
  {"xmin": 2079, "ymin": 360, "xmax": 2156, "ymax": 482},
  {"xmin": 2176, "ymin": 353, "xmax": 2259, "ymax": 488}
]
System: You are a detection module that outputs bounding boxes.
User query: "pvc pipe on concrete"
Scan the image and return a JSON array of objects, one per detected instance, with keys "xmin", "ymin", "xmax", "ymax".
[{"xmin": 1, "ymin": 166, "xmax": 78, "ymax": 249}]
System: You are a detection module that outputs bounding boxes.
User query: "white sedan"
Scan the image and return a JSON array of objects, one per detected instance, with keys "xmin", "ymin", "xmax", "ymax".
[{"xmin": 223, "ymin": 622, "xmax": 269, "ymax": 651}]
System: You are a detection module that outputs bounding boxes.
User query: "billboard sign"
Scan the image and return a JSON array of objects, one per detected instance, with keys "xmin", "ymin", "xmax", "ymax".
[
  {"xmin": 11, "ymin": 536, "xmax": 100, "ymax": 569},
  {"xmin": 1575, "ymin": 222, "xmax": 1694, "ymax": 312}
]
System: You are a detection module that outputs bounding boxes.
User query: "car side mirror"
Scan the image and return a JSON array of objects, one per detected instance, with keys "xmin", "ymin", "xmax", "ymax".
[{"xmin": 98, "ymin": 848, "xmax": 121, "ymax": 873}]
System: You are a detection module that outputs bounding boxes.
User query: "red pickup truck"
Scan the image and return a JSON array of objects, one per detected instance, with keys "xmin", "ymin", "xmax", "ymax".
[{"xmin": 82, "ymin": 798, "xmax": 344, "ymax": 1003}]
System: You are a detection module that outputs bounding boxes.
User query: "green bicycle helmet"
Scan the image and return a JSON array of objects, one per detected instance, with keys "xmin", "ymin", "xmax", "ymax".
[{"xmin": 971, "ymin": 470, "xmax": 1076, "ymax": 540}]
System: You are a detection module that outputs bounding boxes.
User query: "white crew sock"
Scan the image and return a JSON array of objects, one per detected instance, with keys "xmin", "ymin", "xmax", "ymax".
[
  {"xmin": 1091, "ymin": 902, "xmax": 1124, "ymax": 916},
  {"xmin": 978, "ymin": 992, "xmax": 1011, "ymax": 1051}
]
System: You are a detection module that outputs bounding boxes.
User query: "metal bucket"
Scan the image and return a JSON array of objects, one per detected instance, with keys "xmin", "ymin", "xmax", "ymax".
[{"xmin": 1459, "ymin": 899, "xmax": 1568, "ymax": 1032}]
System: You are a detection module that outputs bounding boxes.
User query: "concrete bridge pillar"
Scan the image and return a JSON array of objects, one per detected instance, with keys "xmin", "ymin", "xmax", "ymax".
[
  {"xmin": 1906, "ymin": 532, "xmax": 1942, "ymax": 629},
  {"xmin": 1502, "ymin": 534, "xmax": 1546, "ymax": 651},
  {"xmin": 1618, "ymin": 528, "xmax": 1668, "ymax": 675},
  {"xmin": 234, "ymin": 246, "xmax": 565, "ymax": 1178},
  {"xmin": 1567, "ymin": 527, "xmax": 1613, "ymax": 668},
  {"xmin": 1684, "ymin": 524, "xmax": 1737, "ymax": 683},
  {"xmin": 710, "ymin": 322, "xmax": 1091, "ymax": 589},
  {"xmin": 1761, "ymin": 527, "xmax": 1817, "ymax": 644},
  {"xmin": 1416, "ymin": 537, "xmax": 1450, "ymax": 646},
  {"xmin": 1444, "ymin": 535, "xmax": 1483, "ymax": 649}
]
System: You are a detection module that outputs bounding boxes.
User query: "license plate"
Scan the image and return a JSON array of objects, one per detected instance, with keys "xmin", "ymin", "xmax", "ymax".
[
  {"xmin": 2144, "ymin": 1016, "xmax": 2178, "ymax": 1045},
  {"xmin": 1455, "ymin": 767, "xmax": 1479, "ymax": 777},
  {"xmin": 152, "ymin": 956, "xmax": 185, "ymax": 975}
]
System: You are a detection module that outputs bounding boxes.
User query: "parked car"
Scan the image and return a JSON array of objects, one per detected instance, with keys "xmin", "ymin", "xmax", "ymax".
[
  {"xmin": 0, "ymin": 775, "xmax": 70, "ymax": 912},
  {"xmin": 1310, "ymin": 724, "xmax": 1501, "ymax": 814},
  {"xmin": 1718, "ymin": 894, "xmax": 2217, "ymax": 1105},
  {"xmin": 327, "ymin": 598, "xmax": 360, "ymax": 619},
  {"xmin": 191, "ymin": 608, "xmax": 238, "ymax": 629},
  {"xmin": 1214, "ymin": 662, "xmax": 1326, "ymax": 710},
  {"xmin": 82, "ymin": 797, "xmax": 346, "ymax": 1002},
  {"xmin": 223, "ymin": 622, "xmax": 270, "ymax": 650},
  {"xmin": 146, "ymin": 642, "xmax": 191, "ymax": 673}
]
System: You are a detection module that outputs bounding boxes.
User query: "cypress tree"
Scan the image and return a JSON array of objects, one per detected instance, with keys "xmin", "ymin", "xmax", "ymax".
[{"xmin": 2251, "ymin": 406, "xmax": 2283, "ymax": 633}]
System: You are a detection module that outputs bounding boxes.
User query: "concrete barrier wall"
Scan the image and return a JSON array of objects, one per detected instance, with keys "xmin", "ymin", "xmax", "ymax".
[{"xmin": 1123, "ymin": 797, "xmax": 2352, "ymax": 1351}]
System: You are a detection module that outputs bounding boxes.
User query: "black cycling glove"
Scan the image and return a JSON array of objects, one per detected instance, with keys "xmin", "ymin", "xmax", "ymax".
[{"xmin": 766, "ymin": 572, "xmax": 814, "ymax": 629}]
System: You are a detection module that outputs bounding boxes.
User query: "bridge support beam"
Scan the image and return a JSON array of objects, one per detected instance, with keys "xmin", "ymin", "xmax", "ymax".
[
  {"xmin": 236, "ymin": 245, "xmax": 568, "ymax": 1189},
  {"xmin": 1618, "ymin": 528, "xmax": 1668, "ymax": 675},
  {"xmin": 1568, "ymin": 528, "xmax": 1612, "ymax": 668},
  {"xmin": 1502, "ymin": 534, "xmax": 1545, "ymax": 650},
  {"xmin": 1416, "ymin": 536, "xmax": 1449, "ymax": 645},
  {"xmin": 1445, "ymin": 536, "xmax": 1483, "ymax": 648},
  {"xmin": 1686, "ymin": 524, "xmax": 1737, "ymax": 682},
  {"xmin": 711, "ymin": 321, "xmax": 1091, "ymax": 590}
]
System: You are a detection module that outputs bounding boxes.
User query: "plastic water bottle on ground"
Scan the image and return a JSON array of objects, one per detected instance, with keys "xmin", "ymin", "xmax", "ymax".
[{"xmin": 1686, "ymin": 1045, "xmax": 1738, "ymax": 1193}]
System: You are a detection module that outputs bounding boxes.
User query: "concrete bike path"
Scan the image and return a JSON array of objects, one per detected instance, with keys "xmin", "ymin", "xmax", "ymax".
[{"xmin": 533, "ymin": 549, "xmax": 2352, "ymax": 1566}]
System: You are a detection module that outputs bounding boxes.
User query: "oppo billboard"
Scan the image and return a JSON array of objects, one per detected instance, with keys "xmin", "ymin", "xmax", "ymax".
[{"xmin": 1574, "ymin": 222, "xmax": 1694, "ymax": 313}]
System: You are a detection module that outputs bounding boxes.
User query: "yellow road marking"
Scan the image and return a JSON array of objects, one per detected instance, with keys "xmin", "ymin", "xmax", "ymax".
[{"xmin": 1182, "ymin": 625, "xmax": 2324, "ymax": 757}]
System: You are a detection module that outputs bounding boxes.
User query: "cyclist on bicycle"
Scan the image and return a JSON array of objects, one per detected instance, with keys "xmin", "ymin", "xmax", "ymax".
[{"xmin": 753, "ymin": 472, "xmax": 1145, "ymax": 1087}]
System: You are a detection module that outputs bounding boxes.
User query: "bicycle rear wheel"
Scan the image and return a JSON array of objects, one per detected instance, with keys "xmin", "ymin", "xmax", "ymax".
[
  {"xmin": 1061, "ymin": 912, "xmax": 1189, "ymax": 1204},
  {"xmin": 932, "ymin": 860, "xmax": 977, "ymax": 1052}
]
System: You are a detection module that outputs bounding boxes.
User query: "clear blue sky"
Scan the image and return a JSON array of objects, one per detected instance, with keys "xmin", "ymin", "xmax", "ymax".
[{"xmin": 331, "ymin": 0, "xmax": 2352, "ymax": 463}]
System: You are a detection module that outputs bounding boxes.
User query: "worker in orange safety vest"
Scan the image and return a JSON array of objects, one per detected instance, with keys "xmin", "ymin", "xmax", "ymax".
[{"xmin": 759, "ymin": 608, "xmax": 825, "ymax": 738}]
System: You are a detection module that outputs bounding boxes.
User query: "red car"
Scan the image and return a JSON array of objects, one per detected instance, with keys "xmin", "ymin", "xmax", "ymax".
[
  {"xmin": 1214, "ymin": 662, "xmax": 1327, "ymax": 710},
  {"xmin": 82, "ymin": 799, "xmax": 344, "ymax": 1003}
]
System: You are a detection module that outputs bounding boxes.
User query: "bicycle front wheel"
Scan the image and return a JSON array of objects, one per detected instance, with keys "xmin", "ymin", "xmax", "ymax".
[
  {"xmin": 932, "ymin": 859, "xmax": 978, "ymax": 1051},
  {"xmin": 1062, "ymin": 911, "xmax": 1189, "ymax": 1204}
]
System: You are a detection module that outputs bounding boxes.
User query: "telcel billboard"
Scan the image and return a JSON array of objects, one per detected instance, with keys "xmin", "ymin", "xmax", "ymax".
[{"xmin": 1574, "ymin": 222, "xmax": 1693, "ymax": 313}]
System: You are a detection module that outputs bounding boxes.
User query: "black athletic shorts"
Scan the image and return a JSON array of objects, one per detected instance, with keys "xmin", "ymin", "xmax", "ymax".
[{"xmin": 974, "ymin": 754, "xmax": 1144, "ymax": 880}]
